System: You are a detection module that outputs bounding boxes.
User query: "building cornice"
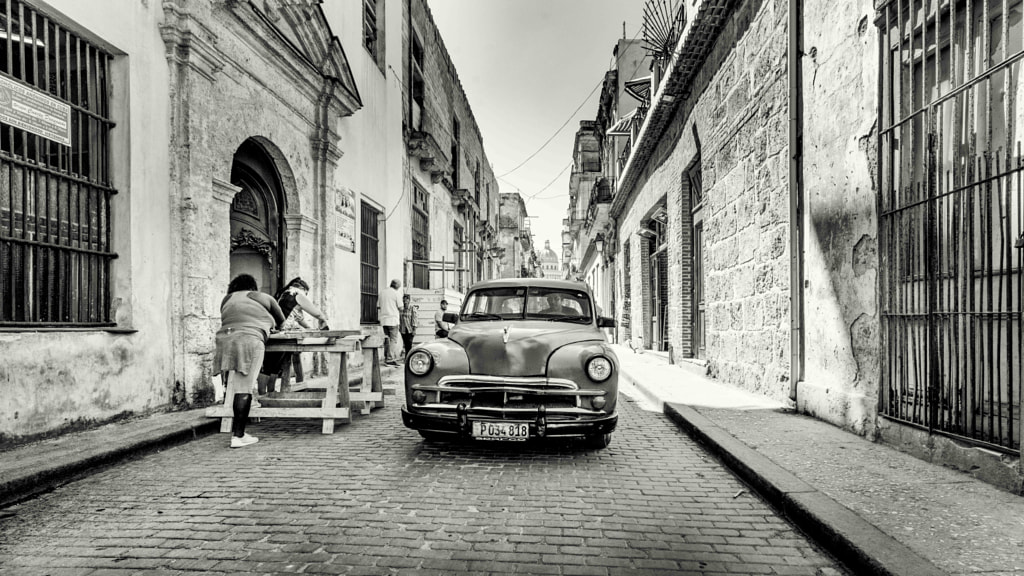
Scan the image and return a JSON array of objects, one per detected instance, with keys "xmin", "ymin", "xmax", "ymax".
[{"xmin": 610, "ymin": 0, "xmax": 733, "ymax": 219}]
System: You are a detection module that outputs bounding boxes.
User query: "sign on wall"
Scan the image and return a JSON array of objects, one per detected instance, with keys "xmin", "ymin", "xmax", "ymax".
[
  {"xmin": 335, "ymin": 187, "xmax": 356, "ymax": 252},
  {"xmin": 0, "ymin": 75, "xmax": 71, "ymax": 146}
]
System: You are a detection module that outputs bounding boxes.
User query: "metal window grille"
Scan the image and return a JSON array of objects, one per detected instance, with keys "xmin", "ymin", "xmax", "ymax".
[
  {"xmin": 360, "ymin": 201, "xmax": 380, "ymax": 323},
  {"xmin": 878, "ymin": 0, "xmax": 1022, "ymax": 453},
  {"xmin": 0, "ymin": 0, "xmax": 116, "ymax": 327}
]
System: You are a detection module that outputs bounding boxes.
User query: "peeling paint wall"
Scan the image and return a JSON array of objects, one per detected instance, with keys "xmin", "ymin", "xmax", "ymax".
[{"xmin": 799, "ymin": 0, "xmax": 881, "ymax": 434}]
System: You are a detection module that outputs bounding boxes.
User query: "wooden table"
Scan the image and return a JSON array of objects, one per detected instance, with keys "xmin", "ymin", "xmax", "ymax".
[{"xmin": 205, "ymin": 330, "xmax": 385, "ymax": 434}]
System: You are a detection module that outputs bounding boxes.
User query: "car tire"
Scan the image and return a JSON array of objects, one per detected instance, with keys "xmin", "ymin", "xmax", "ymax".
[
  {"xmin": 585, "ymin": 433, "xmax": 612, "ymax": 449},
  {"xmin": 418, "ymin": 430, "xmax": 449, "ymax": 442}
]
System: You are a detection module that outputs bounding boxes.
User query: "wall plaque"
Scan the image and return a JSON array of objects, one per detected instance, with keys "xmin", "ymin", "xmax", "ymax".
[
  {"xmin": 335, "ymin": 187, "xmax": 356, "ymax": 252},
  {"xmin": 0, "ymin": 75, "xmax": 72, "ymax": 146}
]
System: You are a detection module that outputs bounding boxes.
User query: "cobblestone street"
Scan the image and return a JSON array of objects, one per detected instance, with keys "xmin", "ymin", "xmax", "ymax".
[{"xmin": 0, "ymin": 387, "xmax": 847, "ymax": 576}]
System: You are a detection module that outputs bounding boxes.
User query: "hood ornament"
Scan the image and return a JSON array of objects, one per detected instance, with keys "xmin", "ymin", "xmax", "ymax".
[{"xmin": 503, "ymin": 325, "xmax": 510, "ymax": 344}]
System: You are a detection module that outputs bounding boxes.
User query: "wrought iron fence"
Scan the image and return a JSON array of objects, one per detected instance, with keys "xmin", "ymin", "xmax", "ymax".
[{"xmin": 878, "ymin": 0, "xmax": 1022, "ymax": 453}]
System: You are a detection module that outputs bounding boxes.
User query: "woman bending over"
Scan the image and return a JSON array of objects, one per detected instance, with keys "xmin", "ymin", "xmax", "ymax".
[{"xmin": 212, "ymin": 274, "xmax": 285, "ymax": 448}]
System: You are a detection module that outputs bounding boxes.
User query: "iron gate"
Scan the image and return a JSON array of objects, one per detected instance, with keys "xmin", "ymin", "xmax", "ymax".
[{"xmin": 878, "ymin": 0, "xmax": 1022, "ymax": 453}]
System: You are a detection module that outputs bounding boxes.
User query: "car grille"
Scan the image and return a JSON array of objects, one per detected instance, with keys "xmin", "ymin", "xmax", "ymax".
[{"xmin": 412, "ymin": 375, "xmax": 606, "ymax": 419}]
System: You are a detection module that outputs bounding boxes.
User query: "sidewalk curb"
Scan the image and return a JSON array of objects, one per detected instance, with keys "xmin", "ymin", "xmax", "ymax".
[
  {"xmin": 663, "ymin": 402, "xmax": 948, "ymax": 576},
  {"xmin": 0, "ymin": 416, "xmax": 220, "ymax": 510}
]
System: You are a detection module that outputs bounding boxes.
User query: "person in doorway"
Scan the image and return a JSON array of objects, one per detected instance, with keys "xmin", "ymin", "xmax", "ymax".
[
  {"xmin": 212, "ymin": 274, "xmax": 286, "ymax": 448},
  {"xmin": 434, "ymin": 299, "xmax": 451, "ymax": 338},
  {"xmin": 379, "ymin": 279, "xmax": 403, "ymax": 366},
  {"xmin": 399, "ymin": 294, "xmax": 419, "ymax": 359},
  {"xmin": 257, "ymin": 277, "xmax": 329, "ymax": 394}
]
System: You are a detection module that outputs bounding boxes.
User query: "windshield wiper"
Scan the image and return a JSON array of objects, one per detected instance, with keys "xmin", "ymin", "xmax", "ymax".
[
  {"xmin": 464, "ymin": 312, "xmax": 502, "ymax": 320},
  {"xmin": 544, "ymin": 315, "xmax": 588, "ymax": 323}
]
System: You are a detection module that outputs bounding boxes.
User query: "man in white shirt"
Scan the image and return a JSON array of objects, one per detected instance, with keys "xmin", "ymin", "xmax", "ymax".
[{"xmin": 378, "ymin": 279, "xmax": 403, "ymax": 366}]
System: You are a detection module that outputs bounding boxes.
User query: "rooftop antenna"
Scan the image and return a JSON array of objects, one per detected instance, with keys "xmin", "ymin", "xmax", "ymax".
[{"xmin": 623, "ymin": 21, "xmax": 626, "ymax": 39}]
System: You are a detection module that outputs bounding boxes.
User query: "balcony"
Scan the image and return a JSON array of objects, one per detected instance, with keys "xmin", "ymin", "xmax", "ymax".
[
  {"xmin": 451, "ymin": 188, "xmax": 475, "ymax": 212},
  {"xmin": 407, "ymin": 130, "xmax": 450, "ymax": 184},
  {"xmin": 612, "ymin": 0, "xmax": 733, "ymax": 216}
]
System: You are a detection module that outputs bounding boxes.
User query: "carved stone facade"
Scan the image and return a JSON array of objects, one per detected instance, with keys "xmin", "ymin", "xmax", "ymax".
[{"xmin": 0, "ymin": 0, "xmax": 362, "ymax": 445}]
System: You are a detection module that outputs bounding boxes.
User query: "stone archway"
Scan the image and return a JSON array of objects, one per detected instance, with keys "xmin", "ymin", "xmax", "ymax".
[{"xmin": 229, "ymin": 140, "xmax": 287, "ymax": 295}]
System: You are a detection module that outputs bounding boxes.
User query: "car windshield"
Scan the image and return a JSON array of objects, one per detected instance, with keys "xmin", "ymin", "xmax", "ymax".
[{"xmin": 460, "ymin": 286, "xmax": 593, "ymax": 323}]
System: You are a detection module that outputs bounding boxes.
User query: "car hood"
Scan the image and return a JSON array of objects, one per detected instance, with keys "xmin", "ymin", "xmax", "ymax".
[{"xmin": 448, "ymin": 321, "xmax": 604, "ymax": 376}]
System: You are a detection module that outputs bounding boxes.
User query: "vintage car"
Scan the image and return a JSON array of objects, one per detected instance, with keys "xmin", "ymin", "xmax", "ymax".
[{"xmin": 401, "ymin": 278, "xmax": 618, "ymax": 448}]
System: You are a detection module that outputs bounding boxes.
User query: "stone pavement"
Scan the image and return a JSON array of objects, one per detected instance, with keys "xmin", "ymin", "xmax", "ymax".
[
  {"xmin": 0, "ymin": 353, "xmax": 1021, "ymax": 575},
  {"xmin": 0, "ymin": 365, "xmax": 847, "ymax": 575},
  {"xmin": 613, "ymin": 344, "xmax": 1024, "ymax": 576}
]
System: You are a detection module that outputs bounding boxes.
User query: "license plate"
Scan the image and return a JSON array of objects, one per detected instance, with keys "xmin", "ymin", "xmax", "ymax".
[{"xmin": 472, "ymin": 421, "xmax": 529, "ymax": 441}]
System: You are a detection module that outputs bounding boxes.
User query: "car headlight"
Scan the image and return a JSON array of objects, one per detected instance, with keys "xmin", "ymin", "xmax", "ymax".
[
  {"xmin": 586, "ymin": 356, "xmax": 612, "ymax": 382},
  {"xmin": 407, "ymin": 350, "xmax": 433, "ymax": 376}
]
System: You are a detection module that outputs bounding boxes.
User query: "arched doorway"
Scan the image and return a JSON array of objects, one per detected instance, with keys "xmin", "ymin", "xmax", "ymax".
[{"xmin": 228, "ymin": 140, "xmax": 285, "ymax": 295}]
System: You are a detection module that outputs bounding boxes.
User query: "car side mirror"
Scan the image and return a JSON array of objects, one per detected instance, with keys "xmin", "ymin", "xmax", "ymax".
[
  {"xmin": 442, "ymin": 312, "xmax": 460, "ymax": 324},
  {"xmin": 597, "ymin": 316, "xmax": 616, "ymax": 328}
]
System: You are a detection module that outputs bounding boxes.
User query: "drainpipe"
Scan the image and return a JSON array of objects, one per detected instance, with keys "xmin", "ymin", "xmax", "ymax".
[{"xmin": 788, "ymin": 0, "xmax": 805, "ymax": 402}]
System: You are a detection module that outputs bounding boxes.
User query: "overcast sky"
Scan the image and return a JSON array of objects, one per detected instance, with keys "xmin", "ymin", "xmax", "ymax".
[{"xmin": 427, "ymin": 0, "xmax": 648, "ymax": 261}]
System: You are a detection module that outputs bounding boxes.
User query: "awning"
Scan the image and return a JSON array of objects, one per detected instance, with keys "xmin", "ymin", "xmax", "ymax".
[
  {"xmin": 624, "ymin": 75, "xmax": 652, "ymax": 103},
  {"xmin": 605, "ymin": 109, "xmax": 636, "ymax": 136}
]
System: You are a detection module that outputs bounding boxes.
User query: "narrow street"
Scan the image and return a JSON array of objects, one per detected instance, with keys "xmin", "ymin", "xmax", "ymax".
[{"xmin": 0, "ymin": 388, "xmax": 847, "ymax": 576}]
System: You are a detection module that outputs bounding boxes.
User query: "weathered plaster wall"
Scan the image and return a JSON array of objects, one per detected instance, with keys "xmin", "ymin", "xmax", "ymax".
[
  {"xmin": 406, "ymin": 0, "xmax": 499, "ymax": 292},
  {"xmin": 326, "ymin": 0, "xmax": 404, "ymax": 329},
  {"xmin": 616, "ymin": 0, "xmax": 792, "ymax": 402},
  {"xmin": 0, "ymin": 0, "xmax": 174, "ymax": 443},
  {"xmin": 799, "ymin": 0, "xmax": 881, "ymax": 434},
  {"xmin": 168, "ymin": 0, "xmax": 347, "ymax": 402}
]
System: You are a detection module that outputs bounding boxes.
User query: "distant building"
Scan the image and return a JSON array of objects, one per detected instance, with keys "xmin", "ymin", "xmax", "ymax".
[
  {"xmin": 539, "ymin": 240, "xmax": 561, "ymax": 279},
  {"xmin": 497, "ymin": 193, "xmax": 541, "ymax": 278}
]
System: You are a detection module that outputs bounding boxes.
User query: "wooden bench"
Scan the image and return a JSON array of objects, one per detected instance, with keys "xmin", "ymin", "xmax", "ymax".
[{"xmin": 205, "ymin": 330, "xmax": 385, "ymax": 434}]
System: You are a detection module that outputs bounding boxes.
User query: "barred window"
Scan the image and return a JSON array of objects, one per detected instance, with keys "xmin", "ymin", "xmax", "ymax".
[
  {"xmin": 360, "ymin": 201, "xmax": 380, "ymax": 324},
  {"xmin": 0, "ymin": 0, "xmax": 116, "ymax": 327},
  {"xmin": 878, "ymin": 0, "xmax": 1023, "ymax": 452}
]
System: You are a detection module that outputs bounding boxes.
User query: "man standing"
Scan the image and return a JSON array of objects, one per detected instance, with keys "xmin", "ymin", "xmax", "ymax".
[
  {"xmin": 399, "ymin": 294, "xmax": 419, "ymax": 359},
  {"xmin": 378, "ymin": 279, "xmax": 402, "ymax": 366},
  {"xmin": 434, "ymin": 299, "xmax": 451, "ymax": 338}
]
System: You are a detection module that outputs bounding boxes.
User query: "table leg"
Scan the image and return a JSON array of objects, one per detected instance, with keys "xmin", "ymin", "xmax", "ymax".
[{"xmin": 362, "ymin": 347, "xmax": 384, "ymax": 411}]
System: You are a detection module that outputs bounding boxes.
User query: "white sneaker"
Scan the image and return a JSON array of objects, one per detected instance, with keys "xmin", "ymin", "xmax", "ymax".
[{"xmin": 230, "ymin": 434, "xmax": 259, "ymax": 448}]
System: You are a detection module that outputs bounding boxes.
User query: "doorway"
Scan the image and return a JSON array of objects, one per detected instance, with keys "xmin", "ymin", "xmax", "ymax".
[
  {"xmin": 687, "ymin": 160, "xmax": 705, "ymax": 359},
  {"xmin": 228, "ymin": 140, "xmax": 284, "ymax": 295}
]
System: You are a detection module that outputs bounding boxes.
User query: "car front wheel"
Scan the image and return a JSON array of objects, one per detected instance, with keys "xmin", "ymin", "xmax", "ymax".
[{"xmin": 585, "ymin": 433, "xmax": 612, "ymax": 449}]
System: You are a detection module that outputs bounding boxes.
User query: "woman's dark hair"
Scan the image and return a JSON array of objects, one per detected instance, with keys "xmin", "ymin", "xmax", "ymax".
[
  {"xmin": 276, "ymin": 277, "xmax": 310, "ymax": 299},
  {"xmin": 227, "ymin": 274, "xmax": 258, "ymax": 294}
]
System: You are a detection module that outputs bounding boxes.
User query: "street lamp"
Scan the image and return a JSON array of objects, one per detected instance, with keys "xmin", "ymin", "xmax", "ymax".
[{"xmin": 595, "ymin": 233, "xmax": 605, "ymax": 253}]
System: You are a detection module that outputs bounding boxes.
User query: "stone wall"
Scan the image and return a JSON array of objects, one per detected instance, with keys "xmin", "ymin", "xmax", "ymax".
[
  {"xmin": 798, "ymin": 0, "xmax": 880, "ymax": 434},
  {"xmin": 615, "ymin": 0, "xmax": 792, "ymax": 402}
]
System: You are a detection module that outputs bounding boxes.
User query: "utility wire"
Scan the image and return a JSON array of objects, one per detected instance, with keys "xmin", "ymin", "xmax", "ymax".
[{"xmin": 497, "ymin": 24, "xmax": 646, "ymax": 178}]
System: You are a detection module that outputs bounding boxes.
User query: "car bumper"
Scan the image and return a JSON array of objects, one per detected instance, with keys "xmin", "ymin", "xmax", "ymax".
[{"xmin": 401, "ymin": 406, "xmax": 618, "ymax": 438}]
